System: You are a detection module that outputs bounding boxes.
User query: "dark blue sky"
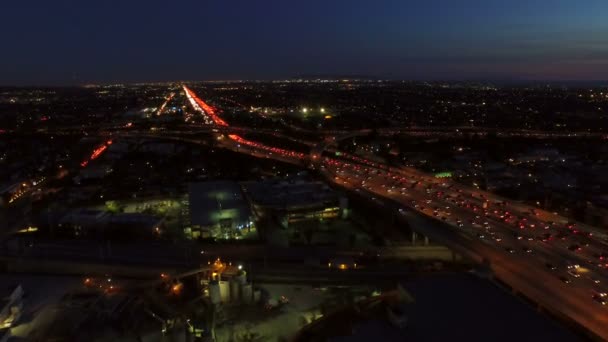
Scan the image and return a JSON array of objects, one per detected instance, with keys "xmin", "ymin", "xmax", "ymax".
[{"xmin": 1, "ymin": 0, "xmax": 607, "ymax": 85}]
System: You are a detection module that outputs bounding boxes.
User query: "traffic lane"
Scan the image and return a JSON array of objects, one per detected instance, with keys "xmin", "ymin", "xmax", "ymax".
[
  {"xmin": 492, "ymin": 253, "xmax": 608, "ymax": 340},
  {"xmin": 331, "ymin": 167, "xmax": 605, "ymax": 290},
  {"xmin": 333, "ymin": 168, "xmax": 608, "ymax": 323},
  {"xmin": 208, "ymin": 119, "xmax": 605, "ymax": 334},
  {"xmin": 385, "ymin": 163, "xmax": 604, "ymax": 244},
  {"xmin": 242, "ymin": 148, "xmax": 608, "ymax": 328},
  {"xmin": 397, "ymin": 209, "xmax": 608, "ymax": 341},
  {"xmin": 353, "ymin": 170, "xmax": 607, "ymax": 279},
  {"xmin": 391, "ymin": 187, "xmax": 608, "ymax": 286},
  {"xmin": 395, "ymin": 209, "xmax": 608, "ymax": 334}
]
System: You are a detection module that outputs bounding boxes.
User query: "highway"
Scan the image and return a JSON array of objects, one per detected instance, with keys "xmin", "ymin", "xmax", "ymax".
[
  {"xmin": 176, "ymin": 86, "xmax": 608, "ymax": 339},
  {"xmin": 323, "ymin": 160, "xmax": 608, "ymax": 339},
  {"xmin": 156, "ymin": 92, "xmax": 176, "ymax": 116},
  {"xmin": 5, "ymin": 85, "xmax": 602, "ymax": 338}
]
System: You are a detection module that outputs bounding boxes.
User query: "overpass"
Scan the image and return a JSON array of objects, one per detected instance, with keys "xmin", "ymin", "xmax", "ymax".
[
  {"xmin": 176, "ymin": 86, "xmax": 608, "ymax": 340},
  {"xmin": 7, "ymin": 85, "xmax": 605, "ymax": 339}
]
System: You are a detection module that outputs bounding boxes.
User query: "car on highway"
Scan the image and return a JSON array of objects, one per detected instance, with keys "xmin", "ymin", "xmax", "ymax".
[
  {"xmin": 595, "ymin": 252, "xmax": 608, "ymax": 261},
  {"xmin": 545, "ymin": 263, "xmax": 557, "ymax": 271},
  {"xmin": 559, "ymin": 276, "xmax": 571, "ymax": 284},
  {"xmin": 567, "ymin": 263, "xmax": 580, "ymax": 269},
  {"xmin": 505, "ymin": 247, "xmax": 515, "ymax": 253},
  {"xmin": 592, "ymin": 294, "xmax": 607, "ymax": 306},
  {"xmin": 567, "ymin": 269, "xmax": 581, "ymax": 278}
]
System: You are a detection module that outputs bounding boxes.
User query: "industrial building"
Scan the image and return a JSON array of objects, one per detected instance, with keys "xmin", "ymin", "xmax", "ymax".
[
  {"xmin": 56, "ymin": 209, "xmax": 163, "ymax": 239},
  {"xmin": 242, "ymin": 178, "xmax": 348, "ymax": 228},
  {"xmin": 207, "ymin": 270, "xmax": 259, "ymax": 306},
  {"xmin": 187, "ymin": 181, "xmax": 253, "ymax": 239}
]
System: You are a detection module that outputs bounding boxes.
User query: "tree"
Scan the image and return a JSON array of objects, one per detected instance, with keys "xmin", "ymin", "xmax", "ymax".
[
  {"xmin": 237, "ymin": 324, "xmax": 266, "ymax": 342},
  {"xmin": 105, "ymin": 200, "xmax": 121, "ymax": 213}
]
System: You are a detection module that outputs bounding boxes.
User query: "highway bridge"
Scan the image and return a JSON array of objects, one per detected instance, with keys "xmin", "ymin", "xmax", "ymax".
[
  {"xmin": 4, "ymin": 85, "xmax": 606, "ymax": 339},
  {"xmin": 179, "ymin": 86, "xmax": 608, "ymax": 340}
]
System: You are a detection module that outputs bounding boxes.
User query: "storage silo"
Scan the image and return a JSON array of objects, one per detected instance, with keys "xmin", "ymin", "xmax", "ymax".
[
  {"xmin": 219, "ymin": 280, "xmax": 230, "ymax": 303},
  {"xmin": 230, "ymin": 279, "xmax": 240, "ymax": 303},
  {"xmin": 235, "ymin": 270, "xmax": 247, "ymax": 285},
  {"xmin": 241, "ymin": 283, "xmax": 253, "ymax": 304},
  {"xmin": 209, "ymin": 280, "xmax": 221, "ymax": 305},
  {"xmin": 253, "ymin": 289, "xmax": 261, "ymax": 303}
]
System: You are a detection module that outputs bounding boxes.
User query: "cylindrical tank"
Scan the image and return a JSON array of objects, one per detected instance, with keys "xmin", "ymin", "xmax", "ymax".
[
  {"xmin": 241, "ymin": 283, "xmax": 253, "ymax": 304},
  {"xmin": 253, "ymin": 289, "xmax": 261, "ymax": 303},
  {"xmin": 230, "ymin": 280, "xmax": 240, "ymax": 303},
  {"xmin": 219, "ymin": 280, "xmax": 230, "ymax": 303},
  {"xmin": 235, "ymin": 271, "xmax": 247, "ymax": 285},
  {"xmin": 209, "ymin": 281, "xmax": 221, "ymax": 305}
]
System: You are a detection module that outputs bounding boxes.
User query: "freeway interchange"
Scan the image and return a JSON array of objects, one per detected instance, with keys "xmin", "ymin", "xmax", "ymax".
[
  {"xmin": 179, "ymin": 85, "xmax": 608, "ymax": 339},
  {"xmin": 10, "ymin": 85, "xmax": 600, "ymax": 338}
]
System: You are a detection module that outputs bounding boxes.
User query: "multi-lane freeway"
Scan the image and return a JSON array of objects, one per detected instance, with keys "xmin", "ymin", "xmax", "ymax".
[
  {"xmin": 323, "ymin": 159, "xmax": 608, "ymax": 338},
  {"xmin": 177, "ymin": 85, "xmax": 608, "ymax": 339},
  {"xmin": 6, "ymin": 85, "xmax": 602, "ymax": 338}
]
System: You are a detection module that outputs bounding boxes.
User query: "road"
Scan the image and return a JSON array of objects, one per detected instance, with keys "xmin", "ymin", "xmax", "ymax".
[
  {"xmin": 323, "ymin": 158, "xmax": 608, "ymax": 339},
  {"xmin": 156, "ymin": 92, "xmax": 176, "ymax": 116},
  {"xmin": 177, "ymin": 86, "xmax": 608, "ymax": 339},
  {"xmin": 5, "ymin": 85, "xmax": 603, "ymax": 338}
]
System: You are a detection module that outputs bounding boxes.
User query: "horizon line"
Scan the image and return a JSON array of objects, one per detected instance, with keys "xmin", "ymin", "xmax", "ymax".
[{"xmin": 1, "ymin": 78, "xmax": 608, "ymax": 88}]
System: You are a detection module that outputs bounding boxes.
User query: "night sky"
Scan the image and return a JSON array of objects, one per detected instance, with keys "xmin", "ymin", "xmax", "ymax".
[{"xmin": 1, "ymin": 0, "xmax": 607, "ymax": 85}]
